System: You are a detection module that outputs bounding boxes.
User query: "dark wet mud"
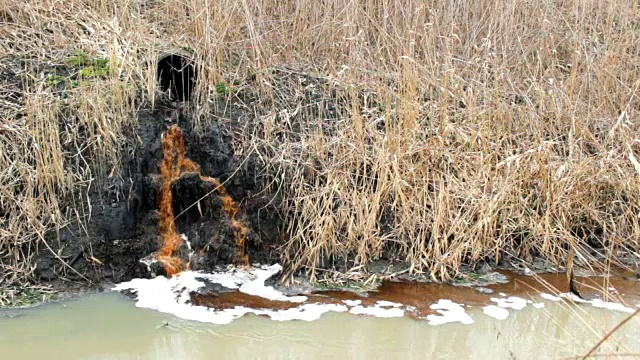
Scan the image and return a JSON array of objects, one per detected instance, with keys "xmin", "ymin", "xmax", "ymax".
[
  {"xmin": 27, "ymin": 55, "xmax": 291, "ymax": 294},
  {"xmin": 33, "ymin": 102, "xmax": 281, "ymax": 291}
]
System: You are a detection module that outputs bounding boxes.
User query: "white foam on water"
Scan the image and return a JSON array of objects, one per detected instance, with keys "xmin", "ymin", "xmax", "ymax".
[
  {"xmin": 259, "ymin": 303, "xmax": 349, "ymax": 322},
  {"xmin": 589, "ymin": 299, "xmax": 635, "ymax": 313},
  {"xmin": 540, "ymin": 293, "xmax": 562, "ymax": 302},
  {"xmin": 559, "ymin": 291, "xmax": 590, "ymax": 303},
  {"xmin": 235, "ymin": 265, "xmax": 307, "ymax": 303},
  {"xmin": 113, "ymin": 274, "xmax": 245, "ymax": 324},
  {"xmin": 349, "ymin": 303, "xmax": 405, "ymax": 318},
  {"xmin": 114, "ymin": 264, "xmax": 307, "ymax": 302},
  {"xmin": 343, "ymin": 299, "xmax": 362, "ymax": 307},
  {"xmin": 112, "ymin": 264, "xmax": 417, "ymax": 324},
  {"xmin": 376, "ymin": 300, "xmax": 403, "ymax": 308},
  {"xmin": 426, "ymin": 299, "xmax": 474, "ymax": 326},
  {"xmin": 112, "ymin": 264, "xmax": 354, "ymax": 324},
  {"xmin": 483, "ymin": 305, "xmax": 509, "ymax": 320},
  {"xmin": 558, "ymin": 292, "xmax": 635, "ymax": 313},
  {"xmin": 112, "ymin": 264, "xmax": 638, "ymax": 325},
  {"xmin": 491, "ymin": 296, "xmax": 528, "ymax": 310},
  {"xmin": 536, "ymin": 291, "xmax": 635, "ymax": 314}
]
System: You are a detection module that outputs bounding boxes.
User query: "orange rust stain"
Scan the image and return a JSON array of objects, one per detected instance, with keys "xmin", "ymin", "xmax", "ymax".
[
  {"xmin": 156, "ymin": 125, "xmax": 249, "ymax": 276},
  {"xmin": 489, "ymin": 270, "xmax": 640, "ymax": 304},
  {"xmin": 307, "ymin": 270, "xmax": 640, "ymax": 318},
  {"xmin": 190, "ymin": 291, "xmax": 302, "ymax": 310},
  {"xmin": 186, "ymin": 270, "xmax": 640, "ymax": 320}
]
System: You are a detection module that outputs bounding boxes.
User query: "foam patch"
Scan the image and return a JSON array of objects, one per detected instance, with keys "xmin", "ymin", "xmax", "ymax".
[
  {"xmin": 112, "ymin": 265, "xmax": 339, "ymax": 324},
  {"xmin": 426, "ymin": 299, "xmax": 474, "ymax": 326},
  {"xmin": 113, "ymin": 265, "xmax": 412, "ymax": 324},
  {"xmin": 491, "ymin": 296, "xmax": 528, "ymax": 310},
  {"xmin": 349, "ymin": 301, "xmax": 405, "ymax": 318},
  {"xmin": 559, "ymin": 292, "xmax": 635, "ymax": 313},
  {"xmin": 483, "ymin": 305, "xmax": 509, "ymax": 320}
]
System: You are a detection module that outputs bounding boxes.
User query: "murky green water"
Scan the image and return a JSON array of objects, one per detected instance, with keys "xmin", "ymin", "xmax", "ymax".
[{"xmin": 1, "ymin": 292, "xmax": 639, "ymax": 360}]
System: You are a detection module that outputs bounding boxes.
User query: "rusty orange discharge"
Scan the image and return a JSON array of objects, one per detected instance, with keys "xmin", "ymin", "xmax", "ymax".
[{"xmin": 157, "ymin": 125, "xmax": 249, "ymax": 276}]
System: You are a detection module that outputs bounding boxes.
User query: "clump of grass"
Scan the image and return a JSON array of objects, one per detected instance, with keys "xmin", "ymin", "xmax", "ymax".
[
  {"xmin": 0, "ymin": 287, "xmax": 58, "ymax": 308},
  {"xmin": 46, "ymin": 74, "xmax": 66, "ymax": 87},
  {"xmin": 46, "ymin": 74, "xmax": 80, "ymax": 89},
  {"xmin": 64, "ymin": 50, "xmax": 105, "ymax": 67},
  {"xmin": 214, "ymin": 82, "xmax": 235, "ymax": 96},
  {"xmin": 65, "ymin": 50, "xmax": 111, "ymax": 79}
]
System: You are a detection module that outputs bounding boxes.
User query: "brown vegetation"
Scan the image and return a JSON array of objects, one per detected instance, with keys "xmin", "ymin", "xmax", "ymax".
[{"xmin": 1, "ymin": 0, "xmax": 639, "ymax": 298}]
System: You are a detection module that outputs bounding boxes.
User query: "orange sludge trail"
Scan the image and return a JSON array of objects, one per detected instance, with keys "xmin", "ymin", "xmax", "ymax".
[{"xmin": 157, "ymin": 125, "xmax": 249, "ymax": 276}]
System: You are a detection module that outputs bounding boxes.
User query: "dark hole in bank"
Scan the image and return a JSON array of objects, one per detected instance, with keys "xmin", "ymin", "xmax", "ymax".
[{"xmin": 157, "ymin": 54, "xmax": 196, "ymax": 102}]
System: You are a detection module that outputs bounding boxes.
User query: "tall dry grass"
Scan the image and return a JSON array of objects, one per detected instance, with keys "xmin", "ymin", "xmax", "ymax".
[
  {"xmin": 0, "ymin": 0, "xmax": 145, "ymax": 297},
  {"xmin": 232, "ymin": 0, "xmax": 640, "ymax": 281},
  {"xmin": 1, "ymin": 0, "xmax": 639, "ymax": 292}
]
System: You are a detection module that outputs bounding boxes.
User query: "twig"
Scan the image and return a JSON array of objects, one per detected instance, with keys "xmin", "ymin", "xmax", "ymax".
[
  {"xmin": 581, "ymin": 308, "xmax": 640, "ymax": 359},
  {"xmin": 561, "ymin": 354, "xmax": 640, "ymax": 360},
  {"xmin": 36, "ymin": 231, "xmax": 92, "ymax": 284},
  {"xmin": 174, "ymin": 146, "xmax": 255, "ymax": 221}
]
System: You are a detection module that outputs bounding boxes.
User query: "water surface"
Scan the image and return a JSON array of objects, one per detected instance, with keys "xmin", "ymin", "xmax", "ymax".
[{"xmin": 1, "ymin": 292, "xmax": 639, "ymax": 360}]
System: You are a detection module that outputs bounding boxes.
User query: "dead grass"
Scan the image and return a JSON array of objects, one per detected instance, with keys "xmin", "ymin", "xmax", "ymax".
[{"xmin": 0, "ymin": 0, "xmax": 639, "ymax": 294}]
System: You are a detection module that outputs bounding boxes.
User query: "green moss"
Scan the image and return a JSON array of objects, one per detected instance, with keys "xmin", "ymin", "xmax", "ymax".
[
  {"xmin": 64, "ymin": 50, "xmax": 110, "ymax": 80},
  {"xmin": 78, "ymin": 65, "xmax": 108, "ymax": 79},
  {"xmin": 46, "ymin": 74, "xmax": 66, "ymax": 87},
  {"xmin": 180, "ymin": 46, "xmax": 195, "ymax": 55},
  {"xmin": 64, "ymin": 50, "xmax": 93, "ymax": 67},
  {"xmin": 46, "ymin": 74, "xmax": 80, "ymax": 89},
  {"xmin": 215, "ymin": 82, "xmax": 236, "ymax": 96}
]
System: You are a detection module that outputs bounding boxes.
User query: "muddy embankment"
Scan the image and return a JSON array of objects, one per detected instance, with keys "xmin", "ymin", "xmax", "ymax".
[
  {"xmin": 34, "ymin": 54, "xmax": 282, "ymax": 290},
  {"xmin": 28, "ymin": 52, "xmax": 640, "ymax": 299}
]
